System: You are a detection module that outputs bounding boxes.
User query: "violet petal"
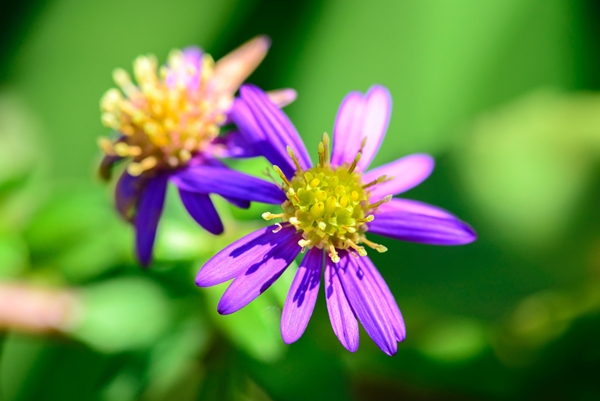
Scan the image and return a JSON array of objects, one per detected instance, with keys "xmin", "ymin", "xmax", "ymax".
[
  {"xmin": 134, "ymin": 174, "xmax": 169, "ymax": 267},
  {"xmin": 336, "ymin": 252, "xmax": 398, "ymax": 355},
  {"xmin": 99, "ymin": 154, "xmax": 123, "ymax": 181},
  {"xmin": 196, "ymin": 225, "xmax": 299, "ymax": 287},
  {"xmin": 281, "ymin": 247, "xmax": 323, "ymax": 344},
  {"xmin": 376, "ymin": 198, "xmax": 456, "ymax": 220},
  {"xmin": 266, "ymin": 88, "xmax": 297, "ymax": 108},
  {"xmin": 178, "ymin": 189, "xmax": 224, "ymax": 235},
  {"xmin": 217, "ymin": 231, "xmax": 302, "ymax": 315},
  {"xmin": 325, "ymin": 255, "xmax": 359, "ymax": 352},
  {"xmin": 171, "ymin": 165, "xmax": 285, "ymax": 205},
  {"xmin": 363, "ymin": 154, "xmax": 434, "ymax": 200},
  {"xmin": 368, "ymin": 210, "xmax": 477, "ymax": 245},
  {"xmin": 212, "ymin": 130, "xmax": 261, "ymax": 159},
  {"xmin": 223, "ymin": 196, "xmax": 251, "ymax": 209},
  {"xmin": 331, "ymin": 86, "xmax": 392, "ymax": 172},
  {"xmin": 230, "ymin": 97, "xmax": 295, "ymax": 177},
  {"xmin": 357, "ymin": 256, "xmax": 405, "ymax": 342},
  {"xmin": 115, "ymin": 170, "xmax": 145, "ymax": 222},
  {"xmin": 241, "ymin": 85, "xmax": 311, "ymax": 169},
  {"xmin": 331, "ymin": 92, "xmax": 364, "ymax": 168}
]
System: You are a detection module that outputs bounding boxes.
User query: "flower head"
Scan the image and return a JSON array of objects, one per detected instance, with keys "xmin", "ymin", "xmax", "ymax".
[
  {"xmin": 98, "ymin": 37, "xmax": 295, "ymax": 266},
  {"xmin": 196, "ymin": 85, "xmax": 476, "ymax": 355}
]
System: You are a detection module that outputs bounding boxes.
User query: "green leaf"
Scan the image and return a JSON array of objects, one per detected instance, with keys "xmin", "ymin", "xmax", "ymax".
[{"xmin": 67, "ymin": 277, "xmax": 172, "ymax": 352}]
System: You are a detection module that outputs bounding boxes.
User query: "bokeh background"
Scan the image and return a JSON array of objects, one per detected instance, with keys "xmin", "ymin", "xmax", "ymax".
[{"xmin": 1, "ymin": 0, "xmax": 600, "ymax": 400}]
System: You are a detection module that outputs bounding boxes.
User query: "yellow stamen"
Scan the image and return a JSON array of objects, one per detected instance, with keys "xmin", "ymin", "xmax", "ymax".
[
  {"xmin": 322, "ymin": 133, "xmax": 330, "ymax": 165},
  {"xmin": 287, "ymin": 146, "xmax": 303, "ymax": 172},
  {"xmin": 347, "ymin": 240, "xmax": 367, "ymax": 256},
  {"xmin": 363, "ymin": 175, "xmax": 387, "ymax": 189},
  {"xmin": 262, "ymin": 212, "xmax": 284, "ymax": 221},
  {"xmin": 348, "ymin": 152, "xmax": 361, "ymax": 174},
  {"xmin": 298, "ymin": 239, "xmax": 311, "ymax": 248},
  {"xmin": 368, "ymin": 195, "xmax": 393, "ymax": 209},
  {"xmin": 362, "ymin": 238, "xmax": 388, "ymax": 253},
  {"xmin": 98, "ymin": 137, "xmax": 115, "ymax": 155},
  {"xmin": 329, "ymin": 245, "xmax": 340, "ymax": 263},
  {"xmin": 273, "ymin": 165, "xmax": 292, "ymax": 187}
]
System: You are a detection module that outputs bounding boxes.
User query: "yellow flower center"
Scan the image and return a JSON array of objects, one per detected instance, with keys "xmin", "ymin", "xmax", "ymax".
[
  {"xmin": 263, "ymin": 134, "xmax": 390, "ymax": 263},
  {"xmin": 98, "ymin": 49, "xmax": 228, "ymax": 176}
]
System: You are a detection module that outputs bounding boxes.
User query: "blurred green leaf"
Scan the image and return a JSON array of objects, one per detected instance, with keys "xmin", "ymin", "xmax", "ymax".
[
  {"xmin": 141, "ymin": 317, "xmax": 209, "ymax": 400},
  {"xmin": 286, "ymin": 0, "xmax": 574, "ymax": 165},
  {"xmin": 67, "ymin": 277, "xmax": 172, "ymax": 352},
  {"xmin": 201, "ymin": 281, "xmax": 286, "ymax": 363},
  {"xmin": 0, "ymin": 334, "xmax": 46, "ymax": 401},
  {"xmin": 0, "ymin": 91, "xmax": 46, "ymax": 232},
  {"xmin": 0, "ymin": 234, "xmax": 28, "ymax": 278},
  {"xmin": 456, "ymin": 90, "xmax": 600, "ymax": 247},
  {"xmin": 0, "ymin": 92, "xmax": 41, "ymax": 190},
  {"xmin": 417, "ymin": 317, "xmax": 488, "ymax": 363}
]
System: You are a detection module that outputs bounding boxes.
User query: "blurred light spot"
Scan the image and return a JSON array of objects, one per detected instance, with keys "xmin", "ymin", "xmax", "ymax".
[{"xmin": 418, "ymin": 317, "xmax": 487, "ymax": 363}]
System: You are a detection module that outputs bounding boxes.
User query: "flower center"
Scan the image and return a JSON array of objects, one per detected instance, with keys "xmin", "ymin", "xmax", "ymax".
[
  {"xmin": 263, "ymin": 134, "xmax": 390, "ymax": 263},
  {"xmin": 98, "ymin": 49, "xmax": 228, "ymax": 176}
]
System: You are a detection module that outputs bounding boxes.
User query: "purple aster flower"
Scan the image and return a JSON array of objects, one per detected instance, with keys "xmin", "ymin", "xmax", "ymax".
[
  {"xmin": 195, "ymin": 84, "xmax": 477, "ymax": 355},
  {"xmin": 98, "ymin": 37, "xmax": 295, "ymax": 266}
]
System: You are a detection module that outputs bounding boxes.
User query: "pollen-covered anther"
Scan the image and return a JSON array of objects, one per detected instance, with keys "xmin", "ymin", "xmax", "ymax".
[
  {"xmin": 262, "ymin": 212, "xmax": 283, "ymax": 221},
  {"xmin": 368, "ymin": 195, "xmax": 393, "ymax": 209},
  {"xmin": 363, "ymin": 175, "xmax": 388, "ymax": 189},
  {"xmin": 329, "ymin": 245, "xmax": 340, "ymax": 263},
  {"xmin": 298, "ymin": 239, "xmax": 311, "ymax": 248},
  {"xmin": 363, "ymin": 238, "xmax": 388, "ymax": 253}
]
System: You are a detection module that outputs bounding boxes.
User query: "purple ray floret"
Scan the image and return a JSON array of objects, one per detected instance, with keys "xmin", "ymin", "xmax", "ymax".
[{"xmin": 198, "ymin": 84, "xmax": 477, "ymax": 355}]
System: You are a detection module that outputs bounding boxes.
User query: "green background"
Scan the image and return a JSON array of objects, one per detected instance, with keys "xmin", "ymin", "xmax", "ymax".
[{"xmin": 1, "ymin": 0, "xmax": 600, "ymax": 399}]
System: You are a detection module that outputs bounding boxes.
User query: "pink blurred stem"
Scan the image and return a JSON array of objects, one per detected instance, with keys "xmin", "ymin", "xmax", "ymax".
[{"xmin": 0, "ymin": 283, "xmax": 80, "ymax": 334}]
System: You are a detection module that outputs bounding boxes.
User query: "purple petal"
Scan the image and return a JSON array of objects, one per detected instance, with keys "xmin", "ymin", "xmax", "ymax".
[
  {"xmin": 196, "ymin": 225, "xmax": 299, "ymax": 287},
  {"xmin": 331, "ymin": 86, "xmax": 392, "ymax": 172},
  {"xmin": 178, "ymin": 189, "xmax": 224, "ymax": 235},
  {"xmin": 191, "ymin": 158, "xmax": 251, "ymax": 208},
  {"xmin": 231, "ymin": 85, "xmax": 312, "ymax": 178},
  {"xmin": 330, "ymin": 92, "xmax": 363, "ymax": 168},
  {"xmin": 281, "ymin": 247, "xmax": 323, "ymax": 344},
  {"xmin": 166, "ymin": 46, "xmax": 203, "ymax": 92},
  {"xmin": 357, "ymin": 256, "xmax": 405, "ymax": 342},
  {"xmin": 241, "ymin": 85, "xmax": 311, "ymax": 169},
  {"xmin": 368, "ymin": 209, "xmax": 477, "ymax": 246},
  {"xmin": 211, "ymin": 130, "xmax": 261, "ymax": 159},
  {"xmin": 217, "ymin": 231, "xmax": 302, "ymax": 315},
  {"xmin": 266, "ymin": 88, "xmax": 297, "ymax": 108},
  {"xmin": 325, "ymin": 256, "xmax": 359, "ymax": 352},
  {"xmin": 115, "ymin": 170, "xmax": 145, "ymax": 222},
  {"xmin": 363, "ymin": 154, "xmax": 434, "ymax": 200},
  {"xmin": 377, "ymin": 198, "xmax": 456, "ymax": 219},
  {"xmin": 171, "ymin": 164, "xmax": 285, "ymax": 205},
  {"xmin": 135, "ymin": 174, "xmax": 169, "ymax": 267},
  {"xmin": 230, "ymin": 97, "xmax": 294, "ymax": 177},
  {"xmin": 99, "ymin": 154, "xmax": 123, "ymax": 181},
  {"xmin": 223, "ymin": 196, "xmax": 251, "ymax": 209},
  {"xmin": 336, "ymin": 252, "xmax": 398, "ymax": 355}
]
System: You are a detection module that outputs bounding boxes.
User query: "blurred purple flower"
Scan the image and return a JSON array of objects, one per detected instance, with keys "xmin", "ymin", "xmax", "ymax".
[
  {"xmin": 195, "ymin": 85, "xmax": 476, "ymax": 355},
  {"xmin": 97, "ymin": 37, "xmax": 296, "ymax": 266}
]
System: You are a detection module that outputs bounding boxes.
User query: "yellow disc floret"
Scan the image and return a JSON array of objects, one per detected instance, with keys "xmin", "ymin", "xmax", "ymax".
[
  {"xmin": 263, "ymin": 133, "xmax": 390, "ymax": 263},
  {"xmin": 98, "ymin": 49, "xmax": 228, "ymax": 177}
]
